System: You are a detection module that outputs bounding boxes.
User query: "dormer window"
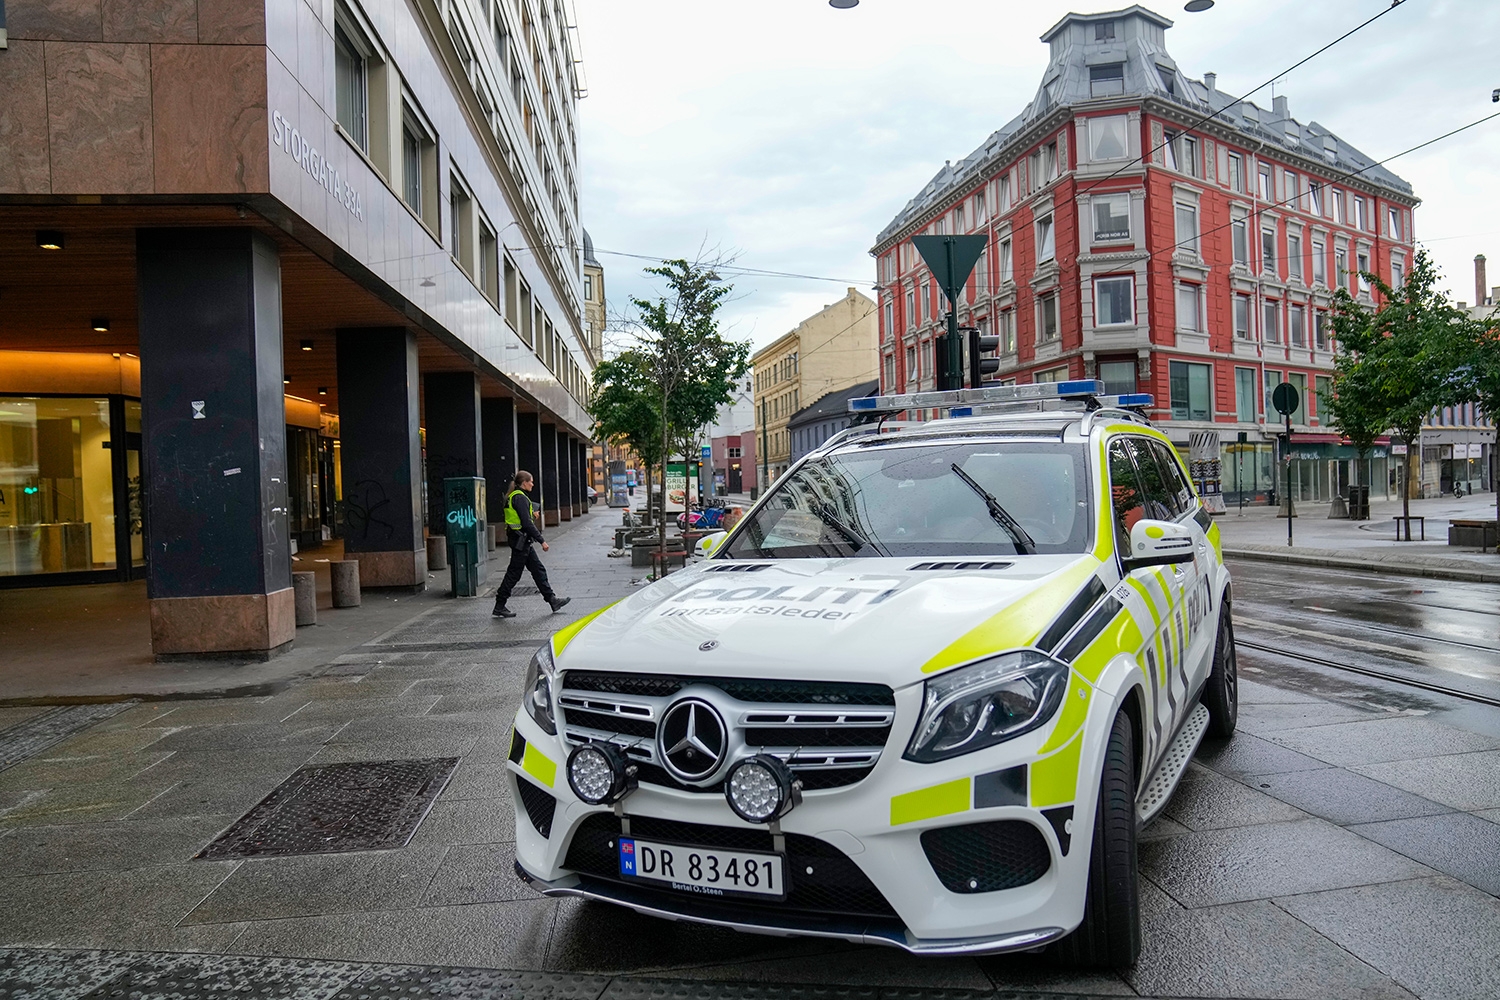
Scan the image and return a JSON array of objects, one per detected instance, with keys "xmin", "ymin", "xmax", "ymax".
[
  {"xmin": 1095, "ymin": 20, "xmax": 1116, "ymax": 41},
  {"xmin": 1090, "ymin": 64, "xmax": 1124, "ymax": 98},
  {"xmin": 1157, "ymin": 65, "xmax": 1177, "ymax": 97}
]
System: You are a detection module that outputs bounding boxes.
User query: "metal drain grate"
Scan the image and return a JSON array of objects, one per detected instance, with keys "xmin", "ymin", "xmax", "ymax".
[
  {"xmin": 196, "ymin": 758, "xmax": 459, "ymax": 859},
  {"xmin": 0, "ymin": 701, "xmax": 139, "ymax": 772}
]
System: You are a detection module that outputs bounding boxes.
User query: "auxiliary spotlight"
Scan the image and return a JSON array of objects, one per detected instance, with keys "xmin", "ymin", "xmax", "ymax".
[
  {"xmin": 36, "ymin": 231, "xmax": 65, "ymax": 250},
  {"xmin": 567, "ymin": 742, "xmax": 637, "ymax": 806},
  {"xmin": 724, "ymin": 754, "xmax": 801, "ymax": 824},
  {"xmin": 91, "ymin": 318, "xmax": 110, "ymax": 332}
]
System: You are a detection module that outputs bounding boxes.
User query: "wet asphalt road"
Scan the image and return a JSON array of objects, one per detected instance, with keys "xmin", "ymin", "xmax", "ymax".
[{"xmin": 1227, "ymin": 558, "xmax": 1500, "ymax": 708}]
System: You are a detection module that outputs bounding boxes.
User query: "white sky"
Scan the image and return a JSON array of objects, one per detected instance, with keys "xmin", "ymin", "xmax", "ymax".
[{"xmin": 574, "ymin": 0, "xmax": 1500, "ymax": 354}]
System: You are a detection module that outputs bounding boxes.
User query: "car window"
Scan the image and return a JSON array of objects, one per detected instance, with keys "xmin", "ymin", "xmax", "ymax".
[
  {"xmin": 722, "ymin": 441, "xmax": 1092, "ymax": 559},
  {"xmin": 1108, "ymin": 438, "xmax": 1145, "ymax": 553},
  {"xmin": 1125, "ymin": 439, "xmax": 1179, "ymax": 521},
  {"xmin": 1149, "ymin": 440, "xmax": 1197, "ymax": 516}
]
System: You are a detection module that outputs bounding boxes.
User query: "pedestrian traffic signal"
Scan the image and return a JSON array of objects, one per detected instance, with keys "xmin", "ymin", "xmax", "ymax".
[{"xmin": 963, "ymin": 326, "xmax": 1002, "ymax": 387}]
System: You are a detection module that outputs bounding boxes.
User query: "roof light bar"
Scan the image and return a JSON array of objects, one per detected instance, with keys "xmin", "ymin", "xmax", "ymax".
[
  {"xmin": 849, "ymin": 380, "xmax": 1106, "ymax": 415},
  {"xmin": 948, "ymin": 393, "xmax": 1156, "ymax": 418}
]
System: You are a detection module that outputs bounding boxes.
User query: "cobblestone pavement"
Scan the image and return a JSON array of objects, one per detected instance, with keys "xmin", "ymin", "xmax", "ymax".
[{"xmin": 2, "ymin": 509, "xmax": 1499, "ymax": 998}]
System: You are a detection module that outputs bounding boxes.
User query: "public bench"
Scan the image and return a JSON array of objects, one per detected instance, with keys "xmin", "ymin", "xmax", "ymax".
[{"xmin": 1448, "ymin": 518, "xmax": 1498, "ymax": 548}]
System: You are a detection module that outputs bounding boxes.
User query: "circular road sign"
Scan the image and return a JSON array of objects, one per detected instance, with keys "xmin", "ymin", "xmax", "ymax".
[{"xmin": 1272, "ymin": 381, "xmax": 1300, "ymax": 417}]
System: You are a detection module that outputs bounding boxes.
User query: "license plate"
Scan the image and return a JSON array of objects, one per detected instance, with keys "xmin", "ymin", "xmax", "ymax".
[{"xmin": 618, "ymin": 837, "xmax": 786, "ymax": 899}]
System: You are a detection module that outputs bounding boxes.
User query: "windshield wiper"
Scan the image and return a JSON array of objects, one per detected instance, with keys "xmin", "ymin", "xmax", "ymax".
[
  {"xmin": 810, "ymin": 502, "xmax": 887, "ymax": 556},
  {"xmin": 950, "ymin": 464, "xmax": 1036, "ymax": 555}
]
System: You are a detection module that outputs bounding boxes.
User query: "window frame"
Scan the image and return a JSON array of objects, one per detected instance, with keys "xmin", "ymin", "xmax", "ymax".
[
  {"xmin": 1094, "ymin": 275, "xmax": 1135, "ymax": 327},
  {"xmin": 1168, "ymin": 359, "xmax": 1212, "ymax": 422},
  {"xmin": 1092, "ymin": 192, "xmax": 1131, "ymax": 242}
]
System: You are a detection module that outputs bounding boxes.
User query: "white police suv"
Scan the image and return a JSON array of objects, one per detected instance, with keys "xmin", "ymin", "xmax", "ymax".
[{"xmin": 507, "ymin": 381, "xmax": 1237, "ymax": 967}]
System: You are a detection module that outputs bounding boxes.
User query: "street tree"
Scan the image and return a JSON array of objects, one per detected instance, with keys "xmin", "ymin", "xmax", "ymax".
[
  {"xmin": 1322, "ymin": 339, "xmax": 1388, "ymax": 508},
  {"xmin": 628, "ymin": 258, "xmax": 750, "ymax": 574},
  {"xmin": 1451, "ymin": 305, "xmax": 1500, "ymax": 535},
  {"xmin": 1329, "ymin": 250, "xmax": 1471, "ymax": 531},
  {"xmin": 589, "ymin": 349, "xmax": 664, "ymax": 511}
]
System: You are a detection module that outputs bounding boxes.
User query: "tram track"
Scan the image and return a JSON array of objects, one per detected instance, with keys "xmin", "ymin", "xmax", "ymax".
[{"xmin": 1235, "ymin": 637, "xmax": 1500, "ymax": 709}]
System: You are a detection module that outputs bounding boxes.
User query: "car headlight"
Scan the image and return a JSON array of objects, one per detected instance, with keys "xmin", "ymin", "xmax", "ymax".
[
  {"xmin": 905, "ymin": 650, "xmax": 1068, "ymax": 763},
  {"xmin": 523, "ymin": 643, "xmax": 557, "ymax": 736}
]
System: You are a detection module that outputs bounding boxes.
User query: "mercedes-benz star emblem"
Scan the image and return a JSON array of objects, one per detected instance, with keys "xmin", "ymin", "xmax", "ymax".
[
  {"xmin": 658, "ymin": 698, "xmax": 727, "ymax": 782},
  {"xmin": 698, "ymin": 640, "xmax": 718, "ymax": 651}
]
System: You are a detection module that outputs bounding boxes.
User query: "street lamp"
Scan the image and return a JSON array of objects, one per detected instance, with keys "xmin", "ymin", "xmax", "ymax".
[
  {"xmin": 1184, "ymin": 0, "xmax": 1214, "ymax": 10},
  {"xmin": 829, "ymin": 0, "xmax": 858, "ymax": 8}
]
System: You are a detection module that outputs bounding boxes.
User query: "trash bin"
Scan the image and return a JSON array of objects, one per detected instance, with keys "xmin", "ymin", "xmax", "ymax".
[
  {"xmin": 443, "ymin": 476, "xmax": 487, "ymax": 597},
  {"xmin": 1348, "ymin": 485, "xmax": 1370, "ymax": 521}
]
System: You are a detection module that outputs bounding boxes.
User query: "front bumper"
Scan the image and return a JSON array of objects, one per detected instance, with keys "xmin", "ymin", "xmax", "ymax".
[{"xmin": 513, "ymin": 861, "xmax": 1065, "ymax": 956}]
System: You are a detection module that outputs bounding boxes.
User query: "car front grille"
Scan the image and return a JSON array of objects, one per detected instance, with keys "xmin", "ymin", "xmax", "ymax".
[
  {"xmin": 920, "ymin": 819, "xmax": 1051, "ymax": 893},
  {"xmin": 557, "ymin": 671, "xmax": 895, "ymax": 792},
  {"xmin": 563, "ymin": 812, "xmax": 898, "ymax": 919}
]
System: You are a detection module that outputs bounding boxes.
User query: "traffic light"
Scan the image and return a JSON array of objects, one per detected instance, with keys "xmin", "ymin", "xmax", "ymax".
[{"xmin": 965, "ymin": 326, "xmax": 1001, "ymax": 387}]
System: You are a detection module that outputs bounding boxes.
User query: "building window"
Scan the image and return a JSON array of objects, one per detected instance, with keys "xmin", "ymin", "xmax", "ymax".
[
  {"xmin": 1332, "ymin": 189, "xmax": 1346, "ymax": 224},
  {"xmin": 920, "ymin": 282, "xmax": 930, "ymax": 322},
  {"xmin": 1158, "ymin": 65, "xmax": 1177, "ymax": 97},
  {"xmin": 1388, "ymin": 208, "xmax": 1402, "ymax": 240},
  {"xmin": 1175, "ymin": 203, "xmax": 1198, "ymax": 255},
  {"xmin": 1314, "ymin": 311, "xmax": 1330, "ymax": 351},
  {"xmin": 479, "ymin": 220, "xmax": 499, "ymax": 304},
  {"xmin": 1036, "ymin": 365, "xmax": 1069, "ymax": 383},
  {"xmin": 1261, "ymin": 228, "xmax": 1277, "ymax": 276},
  {"xmin": 1285, "ymin": 172, "xmax": 1300, "ymax": 211},
  {"xmin": 1180, "ymin": 135, "xmax": 1198, "ymax": 177},
  {"xmin": 1099, "ymin": 360, "xmax": 1136, "ymax": 394},
  {"xmin": 1355, "ymin": 197, "xmax": 1368, "ymax": 231},
  {"xmin": 1093, "ymin": 193, "xmax": 1131, "ymax": 242},
  {"xmin": 882, "ymin": 300, "xmax": 893, "ymax": 336},
  {"xmin": 1044, "ymin": 141, "xmax": 1059, "ymax": 181},
  {"xmin": 1089, "ymin": 115, "xmax": 1128, "ymax": 160},
  {"xmin": 1257, "ymin": 163, "xmax": 1272, "ymax": 201},
  {"xmin": 1227, "ymin": 152, "xmax": 1243, "ymax": 193},
  {"xmin": 449, "ymin": 172, "xmax": 474, "ymax": 274},
  {"xmin": 1169, "ymin": 361, "xmax": 1211, "ymax": 421},
  {"xmin": 1232, "ymin": 218, "xmax": 1249, "ymax": 265},
  {"xmin": 1176, "ymin": 285, "xmax": 1201, "ymax": 332},
  {"xmin": 1312, "ymin": 240, "xmax": 1326, "ymax": 285},
  {"xmin": 999, "ymin": 174, "xmax": 1012, "ymax": 213},
  {"xmin": 973, "ymin": 191, "xmax": 987, "ymax": 225},
  {"xmin": 1036, "ymin": 216, "xmax": 1055, "ymax": 262},
  {"xmin": 1235, "ymin": 367, "xmax": 1257, "ymax": 422},
  {"xmin": 1335, "ymin": 248, "xmax": 1348, "ymax": 289},
  {"xmin": 1163, "ymin": 131, "xmax": 1179, "ymax": 171},
  {"xmin": 401, "ymin": 103, "xmax": 437, "ymax": 229},
  {"xmin": 1095, "ymin": 276, "xmax": 1134, "ymax": 326},
  {"xmin": 334, "ymin": 19, "xmax": 369, "ymax": 150},
  {"xmin": 1315, "ymin": 375, "xmax": 1333, "ymax": 420},
  {"xmin": 1039, "ymin": 293, "xmax": 1058, "ymax": 343},
  {"xmin": 1287, "ymin": 234, "xmax": 1303, "ymax": 282},
  {"xmin": 884, "ymin": 354, "xmax": 895, "ymax": 389},
  {"xmin": 1308, "ymin": 181, "xmax": 1323, "ymax": 217},
  {"xmin": 1094, "ymin": 19, "xmax": 1116, "ymax": 40},
  {"xmin": 1357, "ymin": 251, "xmax": 1371, "ymax": 293},
  {"xmin": 999, "ymin": 310, "xmax": 1016, "ymax": 353},
  {"xmin": 1000, "ymin": 239, "xmax": 1013, "ymax": 282},
  {"xmin": 1264, "ymin": 369, "xmax": 1282, "ymax": 416},
  {"xmin": 1234, "ymin": 294, "xmax": 1251, "ymax": 340},
  {"xmin": 1264, "ymin": 301, "xmax": 1281, "ymax": 344},
  {"xmin": 1290, "ymin": 304, "xmax": 1306, "ymax": 347},
  {"xmin": 1392, "ymin": 259, "xmax": 1405, "ymax": 291},
  {"xmin": 905, "ymin": 344, "xmax": 917, "ymax": 383},
  {"xmin": 1090, "ymin": 63, "xmax": 1124, "ymax": 99},
  {"xmin": 905, "ymin": 290, "xmax": 915, "ymax": 325},
  {"xmin": 1290, "ymin": 372, "xmax": 1308, "ymax": 425}
]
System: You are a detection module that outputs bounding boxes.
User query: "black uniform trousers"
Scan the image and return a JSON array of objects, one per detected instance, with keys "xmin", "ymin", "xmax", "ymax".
[{"xmin": 494, "ymin": 532, "xmax": 555, "ymax": 606}]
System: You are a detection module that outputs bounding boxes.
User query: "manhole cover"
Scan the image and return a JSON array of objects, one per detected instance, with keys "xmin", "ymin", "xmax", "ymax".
[{"xmin": 196, "ymin": 758, "xmax": 459, "ymax": 859}]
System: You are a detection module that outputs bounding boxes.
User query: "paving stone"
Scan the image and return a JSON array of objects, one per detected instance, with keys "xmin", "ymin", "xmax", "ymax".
[
  {"xmin": 0, "ymin": 947, "xmax": 139, "ymax": 1000},
  {"xmin": 419, "ymin": 843, "xmax": 535, "ymax": 906},
  {"xmin": 146, "ymin": 698, "xmax": 304, "ymax": 727},
  {"xmin": 0, "ymin": 703, "xmax": 140, "ymax": 772},
  {"xmin": 0, "ymin": 864, "xmax": 243, "ymax": 951},
  {"xmin": 1162, "ymin": 763, "xmax": 1309, "ymax": 831},
  {"xmin": 1275, "ymin": 876, "xmax": 1500, "ymax": 1000},
  {"xmin": 1235, "ymin": 678, "xmax": 1327, "ymax": 705},
  {"xmin": 1234, "ymin": 700, "xmax": 1385, "ymax": 735},
  {"xmin": 75, "ymin": 953, "xmax": 369, "ymax": 999},
  {"xmin": 1140, "ymin": 818, "xmax": 1432, "ymax": 907},
  {"xmin": 1252, "ymin": 767, "xmax": 1452, "ymax": 826},
  {"xmin": 0, "ymin": 707, "xmax": 51, "ymax": 732},
  {"xmin": 1195, "ymin": 733, "xmax": 1333, "ymax": 778},
  {"xmin": 184, "ymin": 846, "xmax": 450, "ymax": 924},
  {"xmin": 441, "ymin": 760, "xmax": 513, "ymax": 800},
  {"xmin": 668, "ymin": 945, "xmax": 997, "ymax": 991},
  {"xmin": 328, "ymin": 965, "xmax": 608, "ymax": 1000},
  {"xmin": 1138, "ymin": 815, "xmax": 1190, "ymax": 841},
  {"xmin": 1348, "ymin": 812, "xmax": 1500, "ymax": 896},
  {"xmin": 151, "ymin": 721, "xmax": 348, "ymax": 752},
  {"xmin": 1262, "ymin": 716, "xmax": 1500, "ymax": 767},
  {"xmin": 1125, "ymin": 881, "xmax": 1415, "ymax": 999},
  {"xmin": 1, "ymin": 814, "xmax": 236, "ymax": 876},
  {"xmin": 0, "ymin": 780, "xmax": 178, "ymax": 828},
  {"xmin": 405, "ymin": 796, "xmax": 515, "ymax": 847},
  {"xmin": 0, "ymin": 751, "xmax": 174, "ymax": 790},
  {"xmin": 231, "ymin": 899, "xmax": 555, "ymax": 969},
  {"xmin": 279, "ymin": 696, "xmax": 444, "ymax": 724},
  {"xmin": 1353, "ymin": 750, "xmax": 1500, "ymax": 811}
]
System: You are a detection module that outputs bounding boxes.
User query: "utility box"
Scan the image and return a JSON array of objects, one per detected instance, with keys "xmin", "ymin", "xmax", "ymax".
[{"xmin": 443, "ymin": 477, "xmax": 487, "ymax": 597}]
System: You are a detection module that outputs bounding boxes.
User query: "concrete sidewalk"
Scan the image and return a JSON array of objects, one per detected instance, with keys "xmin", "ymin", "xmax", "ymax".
[{"xmin": 1216, "ymin": 491, "xmax": 1500, "ymax": 583}]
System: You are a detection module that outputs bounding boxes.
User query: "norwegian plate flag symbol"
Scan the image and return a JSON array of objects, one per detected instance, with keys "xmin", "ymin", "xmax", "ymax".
[{"xmin": 619, "ymin": 839, "xmax": 637, "ymax": 876}]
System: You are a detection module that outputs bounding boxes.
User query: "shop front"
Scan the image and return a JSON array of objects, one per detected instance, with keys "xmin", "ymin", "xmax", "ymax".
[{"xmin": 1219, "ymin": 431, "xmax": 1391, "ymax": 508}]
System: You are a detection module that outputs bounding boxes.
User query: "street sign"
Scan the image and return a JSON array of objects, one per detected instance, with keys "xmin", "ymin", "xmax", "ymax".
[
  {"xmin": 911, "ymin": 235, "xmax": 989, "ymax": 391},
  {"xmin": 1272, "ymin": 381, "xmax": 1300, "ymax": 417}
]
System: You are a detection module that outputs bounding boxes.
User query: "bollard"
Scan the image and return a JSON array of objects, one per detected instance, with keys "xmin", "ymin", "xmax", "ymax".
[
  {"xmin": 486, "ymin": 523, "xmax": 498, "ymax": 552},
  {"xmin": 426, "ymin": 535, "xmax": 448, "ymax": 571},
  {"xmin": 330, "ymin": 560, "xmax": 361, "ymax": 608},
  {"xmin": 292, "ymin": 571, "xmax": 317, "ymax": 626}
]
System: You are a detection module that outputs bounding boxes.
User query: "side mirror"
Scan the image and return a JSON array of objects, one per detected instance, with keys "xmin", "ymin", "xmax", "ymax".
[
  {"xmin": 696, "ymin": 532, "xmax": 728, "ymax": 558},
  {"xmin": 1124, "ymin": 519, "xmax": 1194, "ymax": 569}
]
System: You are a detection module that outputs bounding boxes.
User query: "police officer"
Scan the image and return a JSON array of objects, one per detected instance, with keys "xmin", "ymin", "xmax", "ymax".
[{"xmin": 492, "ymin": 470, "xmax": 570, "ymax": 618}]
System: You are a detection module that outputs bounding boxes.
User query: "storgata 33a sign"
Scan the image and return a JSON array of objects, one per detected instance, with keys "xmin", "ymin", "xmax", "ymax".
[{"xmin": 272, "ymin": 111, "xmax": 364, "ymax": 221}]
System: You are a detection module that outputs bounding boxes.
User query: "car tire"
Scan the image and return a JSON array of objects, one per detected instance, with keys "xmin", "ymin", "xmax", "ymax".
[
  {"xmin": 1202, "ymin": 601, "xmax": 1238, "ymax": 739},
  {"xmin": 1052, "ymin": 708, "xmax": 1140, "ymax": 969}
]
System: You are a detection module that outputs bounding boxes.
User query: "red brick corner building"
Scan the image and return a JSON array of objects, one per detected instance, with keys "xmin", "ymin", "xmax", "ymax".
[{"xmin": 871, "ymin": 5, "xmax": 1416, "ymax": 504}]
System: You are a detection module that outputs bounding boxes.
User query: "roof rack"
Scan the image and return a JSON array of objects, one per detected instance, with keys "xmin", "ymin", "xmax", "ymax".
[{"xmin": 848, "ymin": 381, "xmax": 1153, "ymax": 423}]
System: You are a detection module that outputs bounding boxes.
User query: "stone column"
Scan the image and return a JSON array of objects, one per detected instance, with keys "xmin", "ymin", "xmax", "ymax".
[
  {"xmin": 516, "ymin": 410, "xmax": 542, "ymax": 517},
  {"xmin": 423, "ymin": 372, "xmax": 483, "ymax": 536},
  {"xmin": 540, "ymin": 422, "xmax": 561, "ymax": 526},
  {"xmin": 573, "ymin": 438, "xmax": 587, "ymax": 514},
  {"xmin": 336, "ymin": 327, "xmax": 427, "ymax": 589},
  {"xmin": 137, "ymin": 229, "xmax": 293, "ymax": 660},
  {"xmin": 481, "ymin": 397, "xmax": 517, "ymax": 524},
  {"xmin": 557, "ymin": 432, "xmax": 574, "ymax": 522}
]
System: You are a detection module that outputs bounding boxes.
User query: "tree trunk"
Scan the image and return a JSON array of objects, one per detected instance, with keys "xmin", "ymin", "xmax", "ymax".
[
  {"xmin": 1402, "ymin": 434, "xmax": 1414, "ymax": 538},
  {"xmin": 659, "ymin": 383, "xmax": 670, "ymax": 577}
]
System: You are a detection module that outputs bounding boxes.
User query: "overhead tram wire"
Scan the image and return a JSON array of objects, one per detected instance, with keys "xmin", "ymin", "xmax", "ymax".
[{"xmin": 1076, "ymin": 0, "xmax": 1412, "ymax": 199}]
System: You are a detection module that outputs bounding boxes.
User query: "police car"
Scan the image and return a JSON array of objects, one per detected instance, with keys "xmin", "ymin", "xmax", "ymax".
[{"xmin": 507, "ymin": 380, "xmax": 1237, "ymax": 967}]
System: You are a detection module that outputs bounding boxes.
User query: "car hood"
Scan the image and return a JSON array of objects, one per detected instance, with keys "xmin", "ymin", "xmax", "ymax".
[{"xmin": 556, "ymin": 555, "xmax": 1100, "ymax": 691}]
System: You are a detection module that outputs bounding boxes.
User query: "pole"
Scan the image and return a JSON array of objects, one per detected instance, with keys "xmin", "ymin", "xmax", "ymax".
[
  {"xmin": 759, "ymin": 398, "xmax": 769, "ymax": 498},
  {"xmin": 1236, "ymin": 445, "xmax": 1242, "ymax": 515},
  {"xmin": 1285, "ymin": 412, "xmax": 1294, "ymax": 547}
]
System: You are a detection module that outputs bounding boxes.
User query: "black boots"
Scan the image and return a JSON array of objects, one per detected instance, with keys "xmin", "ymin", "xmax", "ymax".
[{"xmin": 548, "ymin": 596, "xmax": 572, "ymax": 613}]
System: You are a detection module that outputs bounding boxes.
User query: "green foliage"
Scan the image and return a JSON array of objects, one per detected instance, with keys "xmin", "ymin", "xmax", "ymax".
[{"xmin": 589, "ymin": 350, "xmax": 663, "ymax": 467}]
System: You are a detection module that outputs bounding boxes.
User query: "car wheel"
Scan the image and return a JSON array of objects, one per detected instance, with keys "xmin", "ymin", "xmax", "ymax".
[
  {"xmin": 1052, "ymin": 708, "xmax": 1140, "ymax": 969},
  {"xmin": 1202, "ymin": 601, "xmax": 1238, "ymax": 739}
]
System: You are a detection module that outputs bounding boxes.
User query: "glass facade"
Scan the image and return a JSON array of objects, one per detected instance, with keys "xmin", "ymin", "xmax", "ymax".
[{"xmin": 0, "ymin": 395, "xmax": 142, "ymax": 578}]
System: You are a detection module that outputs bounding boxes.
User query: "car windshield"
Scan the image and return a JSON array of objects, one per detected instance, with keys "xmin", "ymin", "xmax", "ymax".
[{"xmin": 722, "ymin": 439, "xmax": 1092, "ymax": 559}]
